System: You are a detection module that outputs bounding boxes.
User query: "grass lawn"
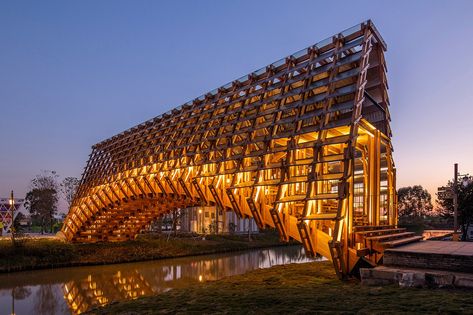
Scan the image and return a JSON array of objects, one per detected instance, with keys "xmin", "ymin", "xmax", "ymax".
[
  {"xmin": 0, "ymin": 232, "xmax": 286, "ymax": 273},
  {"xmin": 88, "ymin": 261, "xmax": 473, "ymax": 314}
]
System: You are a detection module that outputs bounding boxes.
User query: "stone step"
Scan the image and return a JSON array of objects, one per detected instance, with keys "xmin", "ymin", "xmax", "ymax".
[
  {"xmin": 364, "ymin": 231, "xmax": 413, "ymax": 242},
  {"xmin": 383, "ymin": 241, "xmax": 473, "ymax": 273},
  {"xmin": 381, "ymin": 235, "xmax": 423, "ymax": 248},
  {"xmin": 355, "ymin": 228, "xmax": 406, "ymax": 237},
  {"xmin": 360, "ymin": 266, "xmax": 473, "ymax": 288},
  {"xmin": 353, "ymin": 225, "xmax": 396, "ymax": 232}
]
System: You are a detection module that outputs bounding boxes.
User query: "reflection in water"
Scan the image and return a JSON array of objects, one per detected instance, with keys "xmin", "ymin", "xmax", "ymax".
[{"xmin": 0, "ymin": 246, "xmax": 319, "ymax": 314}]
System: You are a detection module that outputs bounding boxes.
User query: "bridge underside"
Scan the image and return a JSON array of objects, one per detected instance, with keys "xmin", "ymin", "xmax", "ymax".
[{"xmin": 62, "ymin": 21, "xmax": 397, "ymax": 278}]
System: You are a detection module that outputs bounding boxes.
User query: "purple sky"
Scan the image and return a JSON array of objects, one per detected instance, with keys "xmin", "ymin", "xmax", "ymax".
[{"xmin": 1, "ymin": 0, "xmax": 472, "ymax": 212}]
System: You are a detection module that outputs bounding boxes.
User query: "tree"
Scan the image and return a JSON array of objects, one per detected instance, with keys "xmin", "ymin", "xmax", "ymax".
[
  {"xmin": 397, "ymin": 185, "xmax": 433, "ymax": 217},
  {"xmin": 10, "ymin": 212, "xmax": 27, "ymax": 247},
  {"xmin": 437, "ymin": 175, "xmax": 473, "ymax": 240},
  {"xmin": 24, "ymin": 171, "xmax": 59, "ymax": 233},
  {"xmin": 61, "ymin": 177, "xmax": 80, "ymax": 209},
  {"xmin": 34, "ymin": 285, "xmax": 59, "ymax": 315}
]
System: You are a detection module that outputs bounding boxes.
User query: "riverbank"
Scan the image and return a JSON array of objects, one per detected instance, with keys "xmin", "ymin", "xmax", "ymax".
[
  {"xmin": 0, "ymin": 231, "xmax": 288, "ymax": 273},
  {"xmin": 88, "ymin": 260, "xmax": 473, "ymax": 314}
]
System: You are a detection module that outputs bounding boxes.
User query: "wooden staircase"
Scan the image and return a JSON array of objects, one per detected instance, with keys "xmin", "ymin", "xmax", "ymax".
[{"xmin": 354, "ymin": 225, "xmax": 423, "ymax": 263}]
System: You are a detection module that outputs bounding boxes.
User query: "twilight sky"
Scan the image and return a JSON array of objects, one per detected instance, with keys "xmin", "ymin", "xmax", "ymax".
[{"xmin": 1, "ymin": 0, "xmax": 472, "ymax": 212}]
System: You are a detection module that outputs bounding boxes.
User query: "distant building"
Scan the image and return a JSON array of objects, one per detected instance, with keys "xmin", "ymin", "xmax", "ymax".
[
  {"xmin": 180, "ymin": 207, "xmax": 258, "ymax": 234},
  {"xmin": 0, "ymin": 195, "xmax": 23, "ymax": 235},
  {"xmin": 158, "ymin": 206, "xmax": 258, "ymax": 235}
]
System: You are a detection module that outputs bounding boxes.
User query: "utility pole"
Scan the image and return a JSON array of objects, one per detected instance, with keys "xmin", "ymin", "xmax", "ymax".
[
  {"xmin": 9, "ymin": 191, "xmax": 16, "ymax": 245},
  {"xmin": 453, "ymin": 163, "xmax": 459, "ymax": 239}
]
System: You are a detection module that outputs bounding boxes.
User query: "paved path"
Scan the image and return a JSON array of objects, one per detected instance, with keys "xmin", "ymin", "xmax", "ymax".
[{"xmin": 387, "ymin": 240, "xmax": 473, "ymax": 256}]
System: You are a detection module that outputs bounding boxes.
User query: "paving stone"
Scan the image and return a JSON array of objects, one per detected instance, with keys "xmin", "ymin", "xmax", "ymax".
[
  {"xmin": 454, "ymin": 276, "xmax": 473, "ymax": 288},
  {"xmin": 384, "ymin": 241, "xmax": 473, "ymax": 273},
  {"xmin": 361, "ymin": 266, "xmax": 473, "ymax": 289},
  {"xmin": 425, "ymin": 273, "xmax": 454, "ymax": 288},
  {"xmin": 369, "ymin": 268, "xmax": 399, "ymax": 281},
  {"xmin": 398, "ymin": 271, "xmax": 426, "ymax": 288}
]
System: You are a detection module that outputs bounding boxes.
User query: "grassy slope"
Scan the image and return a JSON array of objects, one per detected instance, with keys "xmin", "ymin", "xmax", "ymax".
[
  {"xmin": 0, "ymin": 232, "xmax": 285, "ymax": 273},
  {"xmin": 89, "ymin": 261, "xmax": 473, "ymax": 314}
]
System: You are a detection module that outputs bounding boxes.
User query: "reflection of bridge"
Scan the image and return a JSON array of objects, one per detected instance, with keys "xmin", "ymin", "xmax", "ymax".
[
  {"xmin": 0, "ymin": 247, "xmax": 309, "ymax": 314},
  {"xmin": 60, "ymin": 248, "xmax": 309, "ymax": 314},
  {"xmin": 61, "ymin": 20, "xmax": 419, "ymax": 278}
]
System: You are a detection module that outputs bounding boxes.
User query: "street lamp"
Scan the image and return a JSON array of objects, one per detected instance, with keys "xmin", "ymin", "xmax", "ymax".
[
  {"xmin": 453, "ymin": 164, "xmax": 459, "ymax": 236},
  {"xmin": 453, "ymin": 165, "xmax": 470, "ymax": 239},
  {"xmin": 9, "ymin": 190, "xmax": 14, "ymax": 206}
]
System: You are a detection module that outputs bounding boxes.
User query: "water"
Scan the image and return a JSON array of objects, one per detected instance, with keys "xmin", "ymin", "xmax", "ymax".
[{"xmin": 0, "ymin": 246, "xmax": 318, "ymax": 314}]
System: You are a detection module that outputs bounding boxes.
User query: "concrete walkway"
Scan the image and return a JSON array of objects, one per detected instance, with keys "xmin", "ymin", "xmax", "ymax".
[{"xmin": 387, "ymin": 240, "xmax": 473, "ymax": 256}]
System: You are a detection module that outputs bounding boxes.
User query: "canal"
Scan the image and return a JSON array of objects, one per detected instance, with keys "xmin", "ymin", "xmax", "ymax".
[{"xmin": 0, "ymin": 246, "xmax": 318, "ymax": 314}]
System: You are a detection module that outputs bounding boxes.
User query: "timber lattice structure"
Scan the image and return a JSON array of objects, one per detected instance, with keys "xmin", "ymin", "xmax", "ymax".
[{"xmin": 62, "ymin": 21, "xmax": 418, "ymax": 278}]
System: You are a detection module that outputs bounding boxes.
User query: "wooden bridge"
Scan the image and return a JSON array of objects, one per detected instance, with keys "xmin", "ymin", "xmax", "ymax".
[{"xmin": 60, "ymin": 20, "xmax": 420, "ymax": 278}]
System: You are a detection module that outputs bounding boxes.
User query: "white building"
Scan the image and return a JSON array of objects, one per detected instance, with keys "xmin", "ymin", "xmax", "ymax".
[{"xmin": 179, "ymin": 206, "xmax": 259, "ymax": 235}]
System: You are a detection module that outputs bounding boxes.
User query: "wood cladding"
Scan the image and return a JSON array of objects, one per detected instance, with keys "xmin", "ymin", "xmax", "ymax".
[{"xmin": 61, "ymin": 20, "xmax": 396, "ymax": 278}]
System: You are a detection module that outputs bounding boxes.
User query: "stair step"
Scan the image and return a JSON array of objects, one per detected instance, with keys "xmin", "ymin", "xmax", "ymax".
[
  {"xmin": 356, "ymin": 248, "xmax": 371, "ymax": 257},
  {"xmin": 381, "ymin": 236, "xmax": 424, "ymax": 248},
  {"xmin": 356, "ymin": 228, "xmax": 406, "ymax": 237},
  {"xmin": 365, "ymin": 232, "xmax": 414, "ymax": 242},
  {"xmin": 353, "ymin": 225, "xmax": 396, "ymax": 232},
  {"xmin": 361, "ymin": 265, "xmax": 473, "ymax": 288},
  {"xmin": 301, "ymin": 213, "xmax": 338, "ymax": 221},
  {"xmin": 383, "ymin": 241, "xmax": 473, "ymax": 273}
]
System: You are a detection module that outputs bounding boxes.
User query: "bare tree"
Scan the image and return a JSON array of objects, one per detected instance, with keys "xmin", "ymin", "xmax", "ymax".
[
  {"xmin": 61, "ymin": 177, "xmax": 80, "ymax": 209},
  {"xmin": 31, "ymin": 170, "xmax": 59, "ymax": 191}
]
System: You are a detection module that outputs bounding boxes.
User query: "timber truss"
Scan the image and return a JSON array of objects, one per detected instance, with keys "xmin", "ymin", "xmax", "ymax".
[{"xmin": 62, "ymin": 20, "xmax": 400, "ymax": 278}]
